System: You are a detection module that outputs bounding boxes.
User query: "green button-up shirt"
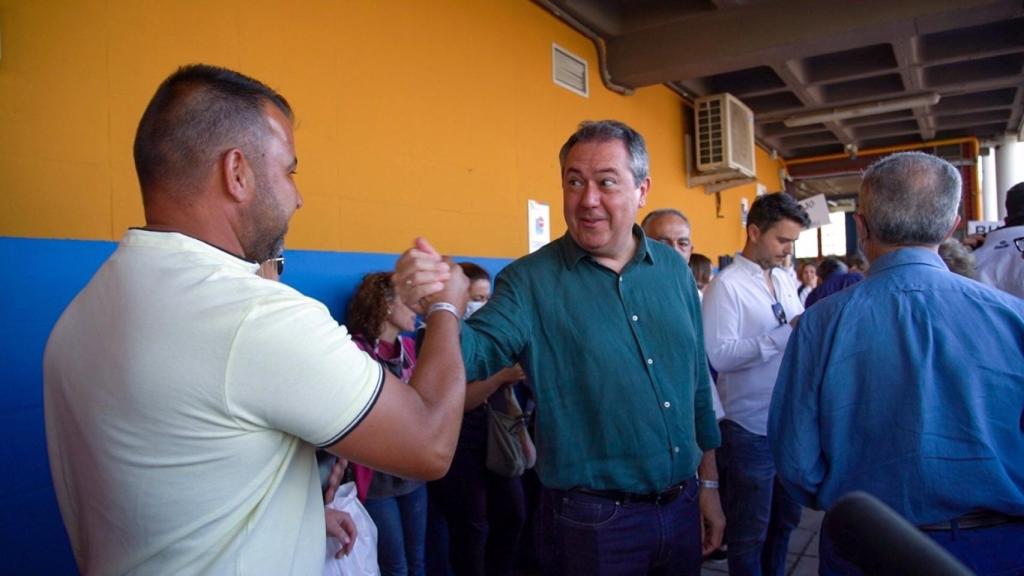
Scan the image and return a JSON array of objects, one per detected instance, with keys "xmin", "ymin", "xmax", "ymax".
[{"xmin": 461, "ymin": 226, "xmax": 720, "ymax": 492}]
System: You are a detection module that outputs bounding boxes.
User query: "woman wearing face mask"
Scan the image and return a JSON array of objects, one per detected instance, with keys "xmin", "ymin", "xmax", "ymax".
[
  {"xmin": 346, "ymin": 272, "xmax": 426, "ymax": 576},
  {"xmin": 428, "ymin": 262, "xmax": 532, "ymax": 576}
]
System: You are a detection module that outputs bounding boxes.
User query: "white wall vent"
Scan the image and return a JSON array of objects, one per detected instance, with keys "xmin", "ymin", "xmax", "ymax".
[
  {"xmin": 694, "ymin": 93, "xmax": 755, "ymax": 178},
  {"xmin": 552, "ymin": 44, "xmax": 588, "ymax": 98}
]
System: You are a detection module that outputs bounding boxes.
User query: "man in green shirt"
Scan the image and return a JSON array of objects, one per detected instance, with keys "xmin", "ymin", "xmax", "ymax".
[{"xmin": 396, "ymin": 120, "xmax": 722, "ymax": 575}]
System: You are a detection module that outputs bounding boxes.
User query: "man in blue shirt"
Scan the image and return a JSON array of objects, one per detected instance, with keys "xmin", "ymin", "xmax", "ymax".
[
  {"xmin": 768, "ymin": 151, "xmax": 1024, "ymax": 575},
  {"xmin": 397, "ymin": 120, "xmax": 723, "ymax": 575}
]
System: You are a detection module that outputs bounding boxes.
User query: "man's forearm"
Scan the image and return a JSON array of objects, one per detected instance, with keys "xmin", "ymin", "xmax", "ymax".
[
  {"xmin": 698, "ymin": 449, "xmax": 719, "ymax": 481},
  {"xmin": 408, "ymin": 310, "xmax": 466, "ymax": 462}
]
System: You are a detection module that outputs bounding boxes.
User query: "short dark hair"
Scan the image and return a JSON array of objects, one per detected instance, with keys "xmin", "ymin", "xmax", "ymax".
[
  {"xmin": 817, "ymin": 256, "xmax": 847, "ymax": 280},
  {"xmin": 747, "ymin": 193, "xmax": 810, "ymax": 232},
  {"xmin": 1006, "ymin": 182, "xmax": 1024, "ymax": 226},
  {"xmin": 458, "ymin": 262, "xmax": 491, "ymax": 283},
  {"xmin": 133, "ymin": 64, "xmax": 292, "ymax": 199},
  {"xmin": 559, "ymin": 120, "xmax": 649, "ymax": 187},
  {"xmin": 860, "ymin": 152, "xmax": 961, "ymax": 246}
]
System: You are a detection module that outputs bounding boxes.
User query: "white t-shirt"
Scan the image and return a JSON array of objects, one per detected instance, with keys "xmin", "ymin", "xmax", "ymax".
[
  {"xmin": 702, "ymin": 253, "xmax": 803, "ymax": 436},
  {"xmin": 974, "ymin": 224, "xmax": 1024, "ymax": 300},
  {"xmin": 44, "ymin": 230, "xmax": 383, "ymax": 575}
]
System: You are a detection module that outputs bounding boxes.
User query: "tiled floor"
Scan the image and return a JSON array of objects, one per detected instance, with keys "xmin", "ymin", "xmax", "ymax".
[{"xmin": 702, "ymin": 508, "xmax": 824, "ymax": 576}]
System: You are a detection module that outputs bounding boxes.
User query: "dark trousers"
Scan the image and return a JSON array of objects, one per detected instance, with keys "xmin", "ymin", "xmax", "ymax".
[
  {"xmin": 719, "ymin": 420, "xmax": 803, "ymax": 576},
  {"xmin": 437, "ymin": 431, "xmax": 527, "ymax": 576},
  {"xmin": 820, "ymin": 516, "xmax": 1024, "ymax": 575},
  {"xmin": 537, "ymin": 479, "xmax": 703, "ymax": 576}
]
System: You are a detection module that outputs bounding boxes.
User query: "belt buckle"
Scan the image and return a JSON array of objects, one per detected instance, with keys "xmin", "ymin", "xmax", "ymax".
[{"xmin": 654, "ymin": 482, "xmax": 682, "ymax": 505}]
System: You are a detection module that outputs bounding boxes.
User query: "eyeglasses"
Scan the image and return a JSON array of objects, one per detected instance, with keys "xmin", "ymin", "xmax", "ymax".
[
  {"xmin": 1015, "ymin": 236, "xmax": 1024, "ymax": 254},
  {"xmin": 267, "ymin": 257, "xmax": 285, "ymax": 276},
  {"xmin": 772, "ymin": 302, "xmax": 787, "ymax": 326}
]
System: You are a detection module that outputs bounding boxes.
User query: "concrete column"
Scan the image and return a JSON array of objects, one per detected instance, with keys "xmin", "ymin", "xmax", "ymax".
[
  {"xmin": 981, "ymin": 150, "xmax": 998, "ymax": 222},
  {"xmin": 995, "ymin": 138, "xmax": 1024, "ymax": 221}
]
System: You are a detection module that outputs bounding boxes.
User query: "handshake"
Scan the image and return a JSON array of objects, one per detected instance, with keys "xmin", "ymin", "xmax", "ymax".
[{"xmin": 393, "ymin": 238, "xmax": 471, "ymax": 318}]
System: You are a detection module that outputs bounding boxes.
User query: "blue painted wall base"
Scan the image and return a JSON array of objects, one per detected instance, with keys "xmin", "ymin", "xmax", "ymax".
[{"xmin": 0, "ymin": 236, "xmax": 509, "ymax": 574}]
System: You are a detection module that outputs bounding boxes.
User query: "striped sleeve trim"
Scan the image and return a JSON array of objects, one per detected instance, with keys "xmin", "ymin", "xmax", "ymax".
[{"xmin": 316, "ymin": 362, "xmax": 385, "ymax": 448}]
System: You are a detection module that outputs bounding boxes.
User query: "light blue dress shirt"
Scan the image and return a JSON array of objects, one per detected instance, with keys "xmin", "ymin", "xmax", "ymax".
[{"xmin": 768, "ymin": 248, "xmax": 1024, "ymax": 525}]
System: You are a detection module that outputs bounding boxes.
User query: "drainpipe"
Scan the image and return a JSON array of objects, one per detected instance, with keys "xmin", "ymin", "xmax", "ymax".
[{"xmin": 532, "ymin": 0, "xmax": 635, "ymax": 96}]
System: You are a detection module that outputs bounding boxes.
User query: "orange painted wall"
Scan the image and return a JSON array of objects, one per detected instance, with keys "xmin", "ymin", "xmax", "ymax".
[{"xmin": 0, "ymin": 0, "xmax": 782, "ymax": 260}]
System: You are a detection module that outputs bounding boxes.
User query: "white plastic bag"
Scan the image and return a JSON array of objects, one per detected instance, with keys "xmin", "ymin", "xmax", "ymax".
[{"xmin": 323, "ymin": 481, "xmax": 379, "ymax": 576}]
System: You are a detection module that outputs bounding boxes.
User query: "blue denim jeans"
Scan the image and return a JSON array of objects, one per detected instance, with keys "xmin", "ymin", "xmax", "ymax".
[
  {"xmin": 820, "ymin": 516, "xmax": 1024, "ymax": 575},
  {"xmin": 537, "ymin": 478, "xmax": 702, "ymax": 576},
  {"xmin": 719, "ymin": 420, "xmax": 803, "ymax": 576},
  {"xmin": 364, "ymin": 484, "xmax": 428, "ymax": 576}
]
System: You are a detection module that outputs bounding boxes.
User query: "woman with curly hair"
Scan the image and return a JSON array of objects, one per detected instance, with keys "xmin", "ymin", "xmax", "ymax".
[{"xmin": 347, "ymin": 272, "xmax": 425, "ymax": 576}]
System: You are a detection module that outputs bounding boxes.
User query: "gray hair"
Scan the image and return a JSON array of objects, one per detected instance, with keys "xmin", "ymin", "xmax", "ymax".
[
  {"xmin": 938, "ymin": 238, "xmax": 976, "ymax": 279},
  {"xmin": 559, "ymin": 120, "xmax": 649, "ymax": 187},
  {"xmin": 641, "ymin": 208, "xmax": 690, "ymax": 229},
  {"xmin": 860, "ymin": 152, "xmax": 961, "ymax": 246}
]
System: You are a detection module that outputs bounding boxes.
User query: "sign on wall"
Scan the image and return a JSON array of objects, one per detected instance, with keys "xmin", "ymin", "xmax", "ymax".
[{"xmin": 528, "ymin": 200, "xmax": 550, "ymax": 253}]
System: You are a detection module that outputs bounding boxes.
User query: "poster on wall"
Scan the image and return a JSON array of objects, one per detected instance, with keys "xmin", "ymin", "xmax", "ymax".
[{"xmin": 528, "ymin": 200, "xmax": 550, "ymax": 253}]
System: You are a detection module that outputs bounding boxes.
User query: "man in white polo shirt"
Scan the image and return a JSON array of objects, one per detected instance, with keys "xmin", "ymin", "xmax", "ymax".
[
  {"xmin": 44, "ymin": 64, "xmax": 468, "ymax": 575},
  {"xmin": 701, "ymin": 193, "xmax": 809, "ymax": 576}
]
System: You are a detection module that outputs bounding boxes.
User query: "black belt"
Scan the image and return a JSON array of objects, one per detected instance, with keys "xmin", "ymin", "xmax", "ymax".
[
  {"xmin": 918, "ymin": 510, "xmax": 1020, "ymax": 532},
  {"xmin": 570, "ymin": 479, "xmax": 691, "ymax": 505}
]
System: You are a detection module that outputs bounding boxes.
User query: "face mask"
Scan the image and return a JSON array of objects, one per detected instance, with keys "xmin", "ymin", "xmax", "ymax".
[{"xmin": 464, "ymin": 300, "xmax": 485, "ymax": 319}]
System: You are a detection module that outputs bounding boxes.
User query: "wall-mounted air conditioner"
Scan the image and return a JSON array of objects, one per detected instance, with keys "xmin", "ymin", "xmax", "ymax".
[{"xmin": 694, "ymin": 93, "xmax": 756, "ymax": 178}]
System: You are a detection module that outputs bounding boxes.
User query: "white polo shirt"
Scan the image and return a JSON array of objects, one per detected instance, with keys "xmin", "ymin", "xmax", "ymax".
[
  {"xmin": 974, "ymin": 224, "xmax": 1024, "ymax": 300},
  {"xmin": 702, "ymin": 253, "xmax": 803, "ymax": 436},
  {"xmin": 44, "ymin": 230, "xmax": 383, "ymax": 575}
]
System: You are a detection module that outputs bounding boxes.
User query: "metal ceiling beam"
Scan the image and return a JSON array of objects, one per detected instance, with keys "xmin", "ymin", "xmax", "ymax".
[{"xmin": 604, "ymin": 0, "xmax": 1018, "ymax": 87}]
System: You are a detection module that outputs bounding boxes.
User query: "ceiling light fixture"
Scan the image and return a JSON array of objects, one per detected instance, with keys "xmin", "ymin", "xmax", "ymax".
[{"xmin": 783, "ymin": 93, "xmax": 941, "ymax": 128}]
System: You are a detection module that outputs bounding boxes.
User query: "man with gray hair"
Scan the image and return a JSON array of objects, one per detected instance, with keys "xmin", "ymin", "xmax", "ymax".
[
  {"xmin": 397, "ymin": 120, "xmax": 724, "ymax": 575},
  {"xmin": 768, "ymin": 152, "xmax": 1024, "ymax": 574},
  {"xmin": 642, "ymin": 208, "xmax": 693, "ymax": 262}
]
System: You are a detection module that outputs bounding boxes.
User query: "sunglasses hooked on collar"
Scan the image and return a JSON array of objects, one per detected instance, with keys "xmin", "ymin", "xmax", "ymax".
[{"xmin": 260, "ymin": 256, "xmax": 285, "ymax": 277}]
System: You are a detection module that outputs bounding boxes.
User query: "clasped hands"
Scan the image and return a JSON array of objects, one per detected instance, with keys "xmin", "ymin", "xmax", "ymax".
[{"xmin": 393, "ymin": 238, "xmax": 470, "ymax": 315}]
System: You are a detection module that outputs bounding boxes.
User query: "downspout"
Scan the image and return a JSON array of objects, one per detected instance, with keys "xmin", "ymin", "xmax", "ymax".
[{"xmin": 531, "ymin": 0, "xmax": 635, "ymax": 96}]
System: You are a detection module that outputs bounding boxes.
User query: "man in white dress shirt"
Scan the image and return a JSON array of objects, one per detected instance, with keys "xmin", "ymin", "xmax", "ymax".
[{"xmin": 701, "ymin": 193, "xmax": 809, "ymax": 576}]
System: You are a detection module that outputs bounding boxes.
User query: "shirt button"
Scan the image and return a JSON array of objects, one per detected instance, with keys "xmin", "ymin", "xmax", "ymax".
[
  {"xmin": 672, "ymin": 446, "xmax": 680, "ymax": 454},
  {"xmin": 663, "ymin": 401, "xmax": 671, "ymax": 408},
  {"xmin": 647, "ymin": 358, "xmax": 654, "ymax": 365},
  {"xmin": 631, "ymin": 315, "xmax": 638, "ymax": 321}
]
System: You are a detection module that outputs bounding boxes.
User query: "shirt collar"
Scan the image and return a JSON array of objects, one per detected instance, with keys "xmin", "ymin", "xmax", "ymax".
[
  {"xmin": 559, "ymin": 224, "xmax": 655, "ymax": 270},
  {"xmin": 867, "ymin": 247, "xmax": 946, "ymax": 277},
  {"xmin": 123, "ymin": 228, "xmax": 260, "ymax": 273},
  {"xmin": 733, "ymin": 252, "xmax": 770, "ymax": 277}
]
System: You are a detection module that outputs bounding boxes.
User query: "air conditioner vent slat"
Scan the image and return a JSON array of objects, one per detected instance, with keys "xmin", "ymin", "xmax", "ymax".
[
  {"xmin": 693, "ymin": 93, "xmax": 756, "ymax": 178},
  {"xmin": 552, "ymin": 44, "xmax": 588, "ymax": 98}
]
